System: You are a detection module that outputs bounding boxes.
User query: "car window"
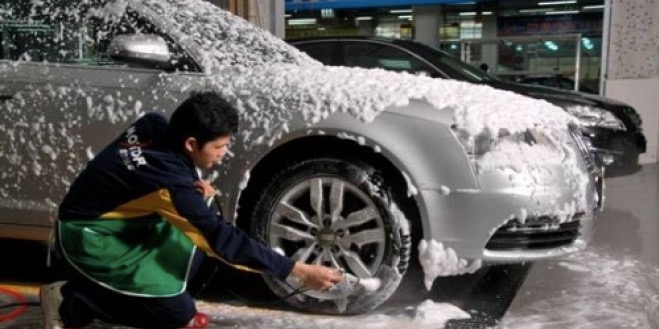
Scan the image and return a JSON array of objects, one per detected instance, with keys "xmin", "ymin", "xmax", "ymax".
[
  {"xmin": 294, "ymin": 42, "xmax": 337, "ymax": 66},
  {"xmin": 559, "ymin": 78, "xmax": 575, "ymax": 91},
  {"xmin": 400, "ymin": 41, "xmax": 497, "ymax": 83},
  {"xmin": 82, "ymin": 10, "xmax": 198, "ymax": 71},
  {"xmin": 0, "ymin": 1, "xmax": 198, "ymax": 71},
  {"xmin": 342, "ymin": 42, "xmax": 434, "ymax": 75},
  {"xmin": 538, "ymin": 79, "xmax": 555, "ymax": 88},
  {"xmin": 0, "ymin": 2, "xmax": 64, "ymax": 62}
]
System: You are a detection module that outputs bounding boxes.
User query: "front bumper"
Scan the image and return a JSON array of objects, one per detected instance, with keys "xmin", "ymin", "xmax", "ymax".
[{"xmin": 418, "ymin": 165, "xmax": 602, "ymax": 263}]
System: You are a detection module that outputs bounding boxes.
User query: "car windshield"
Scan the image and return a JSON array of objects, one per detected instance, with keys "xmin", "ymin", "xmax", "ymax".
[
  {"xmin": 129, "ymin": 0, "xmax": 319, "ymax": 72},
  {"xmin": 399, "ymin": 41, "xmax": 499, "ymax": 83}
]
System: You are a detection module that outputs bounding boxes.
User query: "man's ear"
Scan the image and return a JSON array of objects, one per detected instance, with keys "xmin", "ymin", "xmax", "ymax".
[{"xmin": 183, "ymin": 137, "xmax": 198, "ymax": 154}]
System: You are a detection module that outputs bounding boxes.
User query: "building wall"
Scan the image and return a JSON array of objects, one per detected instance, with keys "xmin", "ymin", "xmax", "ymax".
[{"xmin": 604, "ymin": 0, "xmax": 659, "ymax": 163}]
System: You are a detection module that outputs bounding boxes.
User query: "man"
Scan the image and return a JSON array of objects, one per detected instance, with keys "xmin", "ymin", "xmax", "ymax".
[{"xmin": 41, "ymin": 91, "xmax": 343, "ymax": 329}]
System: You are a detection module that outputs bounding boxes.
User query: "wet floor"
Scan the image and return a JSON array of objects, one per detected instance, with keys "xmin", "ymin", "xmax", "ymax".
[
  {"xmin": 502, "ymin": 163, "xmax": 659, "ymax": 328},
  {"xmin": 1, "ymin": 163, "xmax": 658, "ymax": 328}
]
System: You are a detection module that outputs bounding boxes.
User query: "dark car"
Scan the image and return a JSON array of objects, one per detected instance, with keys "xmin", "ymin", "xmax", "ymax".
[
  {"xmin": 288, "ymin": 36, "xmax": 647, "ymax": 176},
  {"xmin": 515, "ymin": 74, "xmax": 599, "ymax": 94}
]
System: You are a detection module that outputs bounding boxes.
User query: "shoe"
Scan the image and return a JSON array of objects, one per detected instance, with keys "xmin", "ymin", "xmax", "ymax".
[
  {"xmin": 183, "ymin": 312, "xmax": 209, "ymax": 328},
  {"xmin": 39, "ymin": 281, "xmax": 66, "ymax": 329}
]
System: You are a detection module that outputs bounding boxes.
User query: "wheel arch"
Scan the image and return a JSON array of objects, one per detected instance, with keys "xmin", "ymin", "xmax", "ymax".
[{"xmin": 235, "ymin": 135, "xmax": 423, "ymax": 245}]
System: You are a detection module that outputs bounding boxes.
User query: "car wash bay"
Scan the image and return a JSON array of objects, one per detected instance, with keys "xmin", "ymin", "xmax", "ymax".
[{"xmin": 1, "ymin": 163, "xmax": 657, "ymax": 329}]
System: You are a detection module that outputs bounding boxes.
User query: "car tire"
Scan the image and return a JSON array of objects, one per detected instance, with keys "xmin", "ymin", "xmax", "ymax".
[{"xmin": 250, "ymin": 157, "xmax": 411, "ymax": 314}]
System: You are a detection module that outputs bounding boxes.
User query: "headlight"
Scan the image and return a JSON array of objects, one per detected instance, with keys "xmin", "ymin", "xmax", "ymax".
[{"xmin": 564, "ymin": 105, "xmax": 626, "ymax": 131}]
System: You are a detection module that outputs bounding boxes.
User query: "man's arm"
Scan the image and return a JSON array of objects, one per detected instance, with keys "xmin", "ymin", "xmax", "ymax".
[
  {"xmin": 160, "ymin": 181, "xmax": 342, "ymax": 290},
  {"xmin": 193, "ymin": 180, "xmax": 343, "ymax": 290}
]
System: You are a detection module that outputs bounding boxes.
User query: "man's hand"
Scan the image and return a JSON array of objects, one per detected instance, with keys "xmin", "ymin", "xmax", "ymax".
[
  {"xmin": 195, "ymin": 180, "xmax": 216, "ymax": 200},
  {"xmin": 290, "ymin": 262, "xmax": 343, "ymax": 291}
]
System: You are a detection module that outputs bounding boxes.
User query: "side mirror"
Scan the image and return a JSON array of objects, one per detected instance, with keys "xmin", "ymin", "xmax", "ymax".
[{"xmin": 107, "ymin": 34, "xmax": 173, "ymax": 70}]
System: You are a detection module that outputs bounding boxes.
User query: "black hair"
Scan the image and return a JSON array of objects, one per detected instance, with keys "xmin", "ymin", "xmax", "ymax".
[{"xmin": 167, "ymin": 91, "xmax": 239, "ymax": 152}]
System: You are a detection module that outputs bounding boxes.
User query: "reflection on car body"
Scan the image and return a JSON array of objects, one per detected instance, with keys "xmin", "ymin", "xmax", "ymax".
[
  {"xmin": 0, "ymin": 0, "xmax": 601, "ymax": 314},
  {"xmin": 289, "ymin": 36, "xmax": 646, "ymax": 177}
]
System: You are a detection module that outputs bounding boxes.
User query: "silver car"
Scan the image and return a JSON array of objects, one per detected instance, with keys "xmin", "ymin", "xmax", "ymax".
[{"xmin": 0, "ymin": 0, "xmax": 602, "ymax": 314}]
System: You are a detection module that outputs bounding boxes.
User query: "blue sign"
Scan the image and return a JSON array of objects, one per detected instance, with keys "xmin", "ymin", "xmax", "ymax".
[{"xmin": 286, "ymin": 0, "xmax": 480, "ymax": 10}]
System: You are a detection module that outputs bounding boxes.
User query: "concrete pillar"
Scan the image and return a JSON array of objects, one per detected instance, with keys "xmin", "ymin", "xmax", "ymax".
[
  {"xmin": 269, "ymin": 0, "xmax": 285, "ymax": 38},
  {"xmin": 413, "ymin": 5, "xmax": 441, "ymax": 47},
  {"xmin": 243, "ymin": 0, "xmax": 284, "ymax": 38},
  {"xmin": 480, "ymin": 14, "xmax": 498, "ymax": 73},
  {"xmin": 603, "ymin": 0, "xmax": 659, "ymax": 164}
]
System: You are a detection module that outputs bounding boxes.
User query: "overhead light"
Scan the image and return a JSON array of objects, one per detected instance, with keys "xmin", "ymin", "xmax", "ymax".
[
  {"xmin": 398, "ymin": 15, "xmax": 413, "ymax": 20},
  {"xmin": 583, "ymin": 5, "xmax": 605, "ymax": 10},
  {"xmin": 287, "ymin": 18, "xmax": 317, "ymax": 26},
  {"xmin": 321, "ymin": 8, "xmax": 334, "ymax": 19},
  {"xmin": 582, "ymin": 37, "xmax": 594, "ymax": 50},
  {"xmin": 390, "ymin": 8, "xmax": 412, "ymax": 14},
  {"xmin": 519, "ymin": 8, "xmax": 553, "ymax": 13},
  {"xmin": 545, "ymin": 10, "xmax": 579, "ymax": 15},
  {"xmin": 538, "ymin": 0, "xmax": 577, "ymax": 5},
  {"xmin": 355, "ymin": 16, "xmax": 373, "ymax": 21},
  {"xmin": 459, "ymin": 11, "xmax": 493, "ymax": 16},
  {"xmin": 544, "ymin": 41, "xmax": 558, "ymax": 51}
]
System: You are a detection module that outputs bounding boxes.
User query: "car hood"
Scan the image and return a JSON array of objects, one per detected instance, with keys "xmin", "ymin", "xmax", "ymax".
[
  {"xmin": 488, "ymin": 79, "xmax": 630, "ymax": 108},
  {"xmin": 204, "ymin": 63, "xmax": 576, "ymax": 147}
]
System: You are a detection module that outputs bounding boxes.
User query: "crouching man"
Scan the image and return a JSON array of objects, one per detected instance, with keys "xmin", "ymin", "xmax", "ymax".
[{"xmin": 41, "ymin": 91, "xmax": 342, "ymax": 329}]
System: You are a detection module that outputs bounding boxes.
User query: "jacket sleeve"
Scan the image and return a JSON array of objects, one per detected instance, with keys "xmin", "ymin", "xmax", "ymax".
[{"xmin": 156, "ymin": 182, "xmax": 295, "ymax": 280}]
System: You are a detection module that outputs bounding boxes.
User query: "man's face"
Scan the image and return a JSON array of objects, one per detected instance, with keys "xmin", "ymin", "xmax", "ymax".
[{"xmin": 185, "ymin": 135, "xmax": 231, "ymax": 169}]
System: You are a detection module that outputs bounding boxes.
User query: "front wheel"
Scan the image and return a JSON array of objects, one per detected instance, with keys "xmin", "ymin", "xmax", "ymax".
[{"xmin": 250, "ymin": 158, "xmax": 411, "ymax": 314}]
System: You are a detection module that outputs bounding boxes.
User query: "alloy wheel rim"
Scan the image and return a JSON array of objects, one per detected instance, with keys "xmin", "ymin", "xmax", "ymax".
[{"xmin": 268, "ymin": 176, "xmax": 387, "ymax": 298}]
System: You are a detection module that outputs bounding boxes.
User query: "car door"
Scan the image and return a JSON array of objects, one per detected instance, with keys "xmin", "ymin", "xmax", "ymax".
[{"xmin": 0, "ymin": 1, "xmax": 202, "ymax": 240}]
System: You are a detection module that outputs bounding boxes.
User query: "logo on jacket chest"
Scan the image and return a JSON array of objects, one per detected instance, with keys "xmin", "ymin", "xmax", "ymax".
[{"xmin": 119, "ymin": 126, "xmax": 149, "ymax": 170}]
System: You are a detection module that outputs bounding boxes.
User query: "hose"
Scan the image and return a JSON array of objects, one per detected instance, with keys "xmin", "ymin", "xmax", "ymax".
[{"xmin": 0, "ymin": 286, "xmax": 36, "ymax": 323}]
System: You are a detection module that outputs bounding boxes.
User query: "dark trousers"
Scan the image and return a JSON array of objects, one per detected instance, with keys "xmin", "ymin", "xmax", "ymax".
[{"xmin": 58, "ymin": 251, "xmax": 206, "ymax": 329}]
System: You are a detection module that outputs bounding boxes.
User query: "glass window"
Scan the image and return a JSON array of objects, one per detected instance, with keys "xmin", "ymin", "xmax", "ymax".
[
  {"xmin": 558, "ymin": 77, "xmax": 575, "ymax": 90},
  {"xmin": 342, "ymin": 42, "xmax": 434, "ymax": 75},
  {"xmin": 402, "ymin": 41, "xmax": 497, "ymax": 83},
  {"xmin": 76, "ymin": 10, "xmax": 198, "ymax": 71},
  {"xmin": 295, "ymin": 41, "xmax": 337, "ymax": 65},
  {"xmin": 0, "ymin": 1, "xmax": 64, "ymax": 62}
]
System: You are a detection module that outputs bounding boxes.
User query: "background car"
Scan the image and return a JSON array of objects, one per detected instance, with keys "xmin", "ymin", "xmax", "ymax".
[
  {"xmin": 1, "ymin": 0, "xmax": 600, "ymax": 314},
  {"xmin": 288, "ymin": 36, "xmax": 646, "ymax": 177},
  {"xmin": 514, "ymin": 74, "xmax": 599, "ymax": 94}
]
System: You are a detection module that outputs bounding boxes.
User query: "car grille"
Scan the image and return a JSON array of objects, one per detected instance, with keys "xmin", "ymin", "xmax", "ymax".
[{"xmin": 485, "ymin": 213, "xmax": 583, "ymax": 250}]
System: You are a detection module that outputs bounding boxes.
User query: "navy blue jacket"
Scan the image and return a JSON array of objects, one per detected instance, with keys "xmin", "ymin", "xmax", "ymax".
[{"xmin": 58, "ymin": 113, "xmax": 293, "ymax": 296}]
